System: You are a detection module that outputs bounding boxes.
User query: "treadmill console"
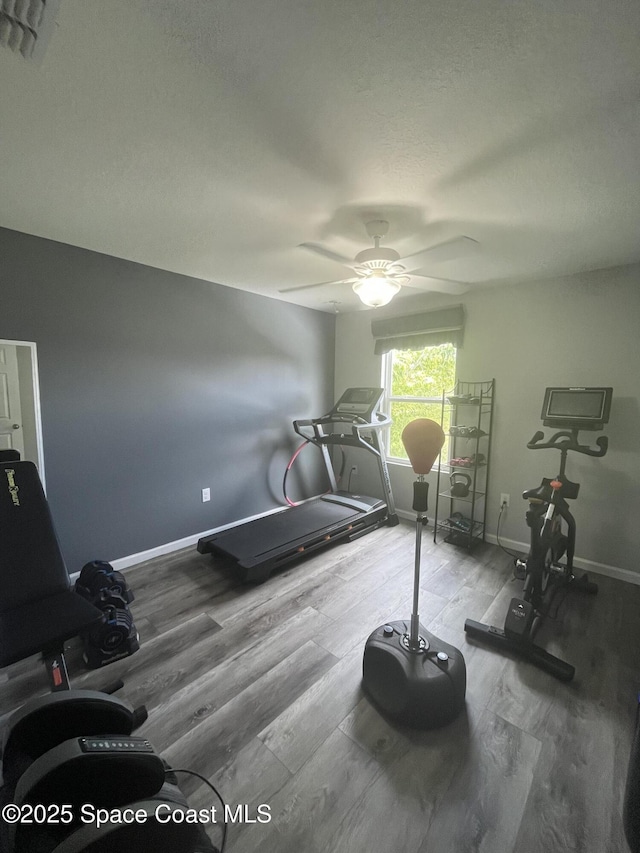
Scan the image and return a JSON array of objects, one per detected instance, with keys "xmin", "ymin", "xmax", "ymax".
[{"xmin": 332, "ymin": 387, "xmax": 384, "ymax": 421}]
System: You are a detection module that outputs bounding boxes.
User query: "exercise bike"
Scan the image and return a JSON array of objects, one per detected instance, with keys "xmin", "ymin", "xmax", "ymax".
[{"xmin": 465, "ymin": 386, "xmax": 612, "ymax": 681}]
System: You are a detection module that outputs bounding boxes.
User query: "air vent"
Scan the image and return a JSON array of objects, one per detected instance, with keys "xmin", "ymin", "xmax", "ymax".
[{"xmin": 0, "ymin": 0, "xmax": 61, "ymax": 62}]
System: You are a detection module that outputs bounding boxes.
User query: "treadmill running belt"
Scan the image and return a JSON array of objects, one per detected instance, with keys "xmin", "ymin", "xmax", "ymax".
[{"xmin": 210, "ymin": 495, "xmax": 380, "ymax": 562}]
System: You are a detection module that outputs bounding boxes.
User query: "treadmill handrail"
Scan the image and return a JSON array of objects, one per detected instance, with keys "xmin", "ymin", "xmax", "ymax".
[
  {"xmin": 293, "ymin": 411, "xmax": 391, "ymax": 453},
  {"xmin": 293, "ymin": 410, "xmax": 391, "ymax": 431},
  {"xmin": 292, "ymin": 398, "xmax": 397, "ymax": 529}
]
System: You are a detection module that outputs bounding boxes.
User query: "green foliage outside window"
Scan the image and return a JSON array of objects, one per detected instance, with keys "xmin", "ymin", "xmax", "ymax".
[{"xmin": 387, "ymin": 343, "xmax": 457, "ymax": 460}]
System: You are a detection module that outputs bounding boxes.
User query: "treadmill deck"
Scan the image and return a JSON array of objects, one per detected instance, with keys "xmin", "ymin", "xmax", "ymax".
[{"xmin": 198, "ymin": 492, "xmax": 388, "ymax": 581}]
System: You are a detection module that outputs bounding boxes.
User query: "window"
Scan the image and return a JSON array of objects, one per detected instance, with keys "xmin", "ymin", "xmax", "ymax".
[{"xmin": 383, "ymin": 342, "xmax": 457, "ymax": 462}]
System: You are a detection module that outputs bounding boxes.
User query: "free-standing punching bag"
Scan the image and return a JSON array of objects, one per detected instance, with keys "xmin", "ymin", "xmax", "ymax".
[{"xmin": 362, "ymin": 418, "xmax": 467, "ymax": 728}]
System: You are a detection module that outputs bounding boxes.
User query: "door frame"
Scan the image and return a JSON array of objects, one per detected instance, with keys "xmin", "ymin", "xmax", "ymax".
[{"xmin": 0, "ymin": 339, "xmax": 46, "ymax": 491}]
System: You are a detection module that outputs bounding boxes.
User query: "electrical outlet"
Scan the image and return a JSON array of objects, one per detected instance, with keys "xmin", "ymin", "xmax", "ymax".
[
  {"xmin": 500, "ymin": 493, "xmax": 510, "ymax": 508},
  {"xmin": 202, "ymin": 487, "xmax": 211, "ymax": 503}
]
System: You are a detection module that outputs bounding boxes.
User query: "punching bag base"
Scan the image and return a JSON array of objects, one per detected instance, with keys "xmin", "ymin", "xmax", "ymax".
[{"xmin": 362, "ymin": 621, "xmax": 466, "ymax": 729}]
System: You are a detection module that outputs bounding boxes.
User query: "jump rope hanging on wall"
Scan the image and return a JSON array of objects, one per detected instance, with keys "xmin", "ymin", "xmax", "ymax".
[{"xmin": 282, "ymin": 441, "xmax": 346, "ymax": 507}]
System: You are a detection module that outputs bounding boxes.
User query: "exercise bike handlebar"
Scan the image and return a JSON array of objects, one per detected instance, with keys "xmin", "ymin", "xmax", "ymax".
[{"xmin": 527, "ymin": 429, "xmax": 609, "ymax": 457}]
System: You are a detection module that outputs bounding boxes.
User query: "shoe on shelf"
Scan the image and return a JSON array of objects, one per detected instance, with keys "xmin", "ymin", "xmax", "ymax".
[
  {"xmin": 446, "ymin": 513, "xmax": 473, "ymax": 532},
  {"xmin": 452, "ymin": 426, "xmax": 487, "ymax": 438}
]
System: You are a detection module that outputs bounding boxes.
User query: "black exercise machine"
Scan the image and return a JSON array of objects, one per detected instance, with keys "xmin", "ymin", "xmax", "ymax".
[
  {"xmin": 198, "ymin": 387, "xmax": 399, "ymax": 582},
  {"xmin": 0, "ymin": 456, "xmax": 219, "ymax": 852},
  {"xmin": 464, "ymin": 386, "xmax": 612, "ymax": 681},
  {"xmin": 0, "ymin": 455, "xmax": 109, "ymax": 692},
  {"xmin": 362, "ymin": 418, "xmax": 466, "ymax": 728}
]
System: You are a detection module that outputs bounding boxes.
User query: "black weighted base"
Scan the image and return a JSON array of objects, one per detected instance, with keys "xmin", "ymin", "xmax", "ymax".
[{"xmin": 362, "ymin": 621, "xmax": 466, "ymax": 729}]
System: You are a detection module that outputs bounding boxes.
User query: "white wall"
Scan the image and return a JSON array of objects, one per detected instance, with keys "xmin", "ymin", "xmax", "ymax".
[{"xmin": 335, "ymin": 263, "xmax": 640, "ymax": 581}]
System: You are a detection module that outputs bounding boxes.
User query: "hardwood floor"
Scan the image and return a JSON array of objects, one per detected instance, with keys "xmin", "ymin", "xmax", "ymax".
[{"xmin": 2, "ymin": 522, "xmax": 638, "ymax": 852}]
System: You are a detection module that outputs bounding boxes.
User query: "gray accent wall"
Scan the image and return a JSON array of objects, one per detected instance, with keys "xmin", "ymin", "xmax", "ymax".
[
  {"xmin": 0, "ymin": 227, "xmax": 335, "ymax": 570},
  {"xmin": 335, "ymin": 263, "xmax": 640, "ymax": 579}
]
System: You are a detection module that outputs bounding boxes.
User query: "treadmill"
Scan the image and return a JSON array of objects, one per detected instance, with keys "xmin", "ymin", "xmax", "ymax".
[{"xmin": 197, "ymin": 388, "xmax": 399, "ymax": 582}]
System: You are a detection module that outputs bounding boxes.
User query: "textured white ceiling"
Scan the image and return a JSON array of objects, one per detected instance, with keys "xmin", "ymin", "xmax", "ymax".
[{"xmin": 1, "ymin": 0, "xmax": 639, "ymax": 311}]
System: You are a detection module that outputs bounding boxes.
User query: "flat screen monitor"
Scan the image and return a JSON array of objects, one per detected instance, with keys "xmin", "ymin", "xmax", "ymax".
[
  {"xmin": 334, "ymin": 387, "xmax": 384, "ymax": 418},
  {"xmin": 541, "ymin": 387, "xmax": 612, "ymax": 430}
]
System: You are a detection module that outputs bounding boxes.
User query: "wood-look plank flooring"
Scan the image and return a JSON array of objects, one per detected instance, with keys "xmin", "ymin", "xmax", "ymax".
[{"xmin": 2, "ymin": 522, "xmax": 638, "ymax": 852}]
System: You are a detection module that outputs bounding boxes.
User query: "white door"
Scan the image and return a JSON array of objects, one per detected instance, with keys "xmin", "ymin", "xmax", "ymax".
[{"xmin": 0, "ymin": 343, "xmax": 25, "ymax": 457}]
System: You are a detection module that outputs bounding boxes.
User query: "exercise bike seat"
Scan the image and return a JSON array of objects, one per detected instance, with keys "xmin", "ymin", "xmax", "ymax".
[{"xmin": 522, "ymin": 483, "xmax": 552, "ymax": 503}]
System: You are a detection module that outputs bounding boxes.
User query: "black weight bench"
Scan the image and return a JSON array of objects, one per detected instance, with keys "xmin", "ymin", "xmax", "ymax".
[
  {"xmin": 0, "ymin": 456, "xmax": 105, "ymax": 687},
  {"xmin": 0, "ymin": 457, "xmax": 217, "ymax": 852}
]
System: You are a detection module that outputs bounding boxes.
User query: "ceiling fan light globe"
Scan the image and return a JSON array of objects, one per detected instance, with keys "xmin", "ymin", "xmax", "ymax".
[{"xmin": 352, "ymin": 277, "xmax": 401, "ymax": 308}]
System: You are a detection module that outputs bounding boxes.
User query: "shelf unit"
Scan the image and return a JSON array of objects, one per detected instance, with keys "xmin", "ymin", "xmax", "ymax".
[{"xmin": 434, "ymin": 379, "xmax": 495, "ymax": 549}]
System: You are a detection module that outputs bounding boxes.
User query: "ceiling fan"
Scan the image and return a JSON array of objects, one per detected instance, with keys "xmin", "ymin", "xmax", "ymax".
[{"xmin": 280, "ymin": 220, "xmax": 478, "ymax": 307}]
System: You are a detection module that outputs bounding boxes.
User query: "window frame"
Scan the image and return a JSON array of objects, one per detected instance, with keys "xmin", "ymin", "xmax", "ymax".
[{"xmin": 381, "ymin": 345, "xmax": 456, "ymax": 466}]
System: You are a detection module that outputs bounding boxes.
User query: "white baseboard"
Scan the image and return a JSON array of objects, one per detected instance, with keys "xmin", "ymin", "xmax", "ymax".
[
  {"xmin": 108, "ymin": 504, "xmax": 289, "ymax": 573},
  {"xmin": 389, "ymin": 513, "xmax": 639, "ymax": 587},
  {"xmin": 484, "ymin": 533, "xmax": 639, "ymax": 587},
  {"xmin": 395, "ymin": 509, "xmax": 414, "ymax": 523}
]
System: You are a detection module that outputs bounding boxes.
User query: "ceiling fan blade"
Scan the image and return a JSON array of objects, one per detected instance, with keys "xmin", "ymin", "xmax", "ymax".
[
  {"xmin": 298, "ymin": 242, "xmax": 355, "ymax": 267},
  {"xmin": 278, "ymin": 277, "xmax": 355, "ymax": 294},
  {"xmin": 405, "ymin": 274, "xmax": 471, "ymax": 296},
  {"xmin": 399, "ymin": 236, "xmax": 479, "ymax": 270}
]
